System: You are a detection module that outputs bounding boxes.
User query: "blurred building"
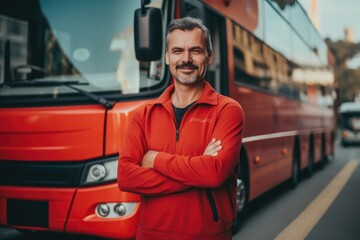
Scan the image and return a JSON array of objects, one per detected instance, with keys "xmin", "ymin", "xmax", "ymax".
[
  {"xmin": 344, "ymin": 27, "xmax": 354, "ymax": 43},
  {"xmin": 309, "ymin": 0, "xmax": 320, "ymax": 30}
]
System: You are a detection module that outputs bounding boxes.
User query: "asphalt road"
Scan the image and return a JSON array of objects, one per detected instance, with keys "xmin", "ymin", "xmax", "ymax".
[
  {"xmin": 1, "ymin": 144, "xmax": 359, "ymax": 240},
  {"xmin": 233, "ymin": 144, "xmax": 360, "ymax": 240}
]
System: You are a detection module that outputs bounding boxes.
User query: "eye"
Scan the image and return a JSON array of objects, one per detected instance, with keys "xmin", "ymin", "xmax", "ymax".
[
  {"xmin": 172, "ymin": 49, "xmax": 183, "ymax": 54},
  {"xmin": 191, "ymin": 48, "xmax": 203, "ymax": 54}
]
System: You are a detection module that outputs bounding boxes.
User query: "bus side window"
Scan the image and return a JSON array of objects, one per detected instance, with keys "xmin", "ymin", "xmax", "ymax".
[
  {"xmin": 181, "ymin": 0, "xmax": 228, "ymax": 95},
  {"xmin": 205, "ymin": 11, "xmax": 227, "ymax": 95}
]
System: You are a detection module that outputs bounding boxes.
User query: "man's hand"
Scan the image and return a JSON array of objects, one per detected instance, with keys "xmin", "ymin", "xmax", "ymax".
[
  {"xmin": 203, "ymin": 138, "xmax": 222, "ymax": 156},
  {"xmin": 141, "ymin": 150, "xmax": 158, "ymax": 168}
]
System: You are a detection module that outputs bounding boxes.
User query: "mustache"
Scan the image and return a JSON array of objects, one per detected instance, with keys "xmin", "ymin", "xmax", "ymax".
[{"xmin": 176, "ymin": 63, "xmax": 198, "ymax": 70}]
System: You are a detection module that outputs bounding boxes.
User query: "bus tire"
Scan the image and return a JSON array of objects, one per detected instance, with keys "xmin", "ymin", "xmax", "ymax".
[
  {"xmin": 306, "ymin": 137, "xmax": 314, "ymax": 177},
  {"xmin": 232, "ymin": 163, "xmax": 248, "ymax": 234},
  {"xmin": 289, "ymin": 145, "xmax": 300, "ymax": 189},
  {"xmin": 318, "ymin": 135, "xmax": 326, "ymax": 170}
]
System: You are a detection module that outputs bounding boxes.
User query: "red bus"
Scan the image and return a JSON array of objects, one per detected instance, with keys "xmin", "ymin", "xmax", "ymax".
[{"xmin": 0, "ymin": 0, "xmax": 335, "ymax": 239}]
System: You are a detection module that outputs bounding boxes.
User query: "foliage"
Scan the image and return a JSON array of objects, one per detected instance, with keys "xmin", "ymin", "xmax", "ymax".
[{"xmin": 325, "ymin": 38, "xmax": 360, "ymax": 103}]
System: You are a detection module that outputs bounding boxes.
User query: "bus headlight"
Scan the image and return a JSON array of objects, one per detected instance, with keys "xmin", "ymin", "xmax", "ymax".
[
  {"xmin": 97, "ymin": 203, "xmax": 110, "ymax": 217},
  {"xmin": 81, "ymin": 155, "xmax": 118, "ymax": 186},
  {"xmin": 95, "ymin": 202, "xmax": 138, "ymax": 218},
  {"xmin": 89, "ymin": 164, "xmax": 107, "ymax": 181},
  {"xmin": 114, "ymin": 204, "xmax": 126, "ymax": 216}
]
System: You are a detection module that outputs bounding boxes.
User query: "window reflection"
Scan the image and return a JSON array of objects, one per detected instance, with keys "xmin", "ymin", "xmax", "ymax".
[
  {"xmin": 0, "ymin": 15, "xmax": 28, "ymax": 80},
  {"xmin": 232, "ymin": 1, "xmax": 335, "ymax": 108},
  {"xmin": 0, "ymin": 0, "xmax": 165, "ymax": 98}
]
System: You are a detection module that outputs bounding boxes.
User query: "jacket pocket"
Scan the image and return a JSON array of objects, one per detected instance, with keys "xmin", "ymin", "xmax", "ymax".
[{"xmin": 206, "ymin": 189, "xmax": 219, "ymax": 222}]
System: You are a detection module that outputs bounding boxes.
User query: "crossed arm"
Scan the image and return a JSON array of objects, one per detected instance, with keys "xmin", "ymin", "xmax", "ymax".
[
  {"xmin": 117, "ymin": 112, "xmax": 224, "ymax": 196},
  {"xmin": 141, "ymin": 138, "xmax": 222, "ymax": 168},
  {"xmin": 118, "ymin": 103, "xmax": 243, "ymax": 195}
]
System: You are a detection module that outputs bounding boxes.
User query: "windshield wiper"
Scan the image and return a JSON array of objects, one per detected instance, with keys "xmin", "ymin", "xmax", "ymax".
[
  {"xmin": 7, "ymin": 80, "xmax": 115, "ymax": 110},
  {"xmin": 2, "ymin": 40, "xmax": 114, "ymax": 110}
]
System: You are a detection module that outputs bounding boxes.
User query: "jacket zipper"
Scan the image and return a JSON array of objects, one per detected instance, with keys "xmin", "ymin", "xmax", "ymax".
[
  {"xmin": 174, "ymin": 103, "xmax": 196, "ymax": 142},
  {"xmin": 206, "ymin": 189, "xmax": 219, "ymax": 222},
  {"xmin": 176, "ymin": 128, "xmax": 179, "ymax": 141}
]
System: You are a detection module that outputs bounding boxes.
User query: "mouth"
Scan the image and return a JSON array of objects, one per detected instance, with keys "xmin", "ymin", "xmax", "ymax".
[
  {"xmin": 178, "ymin": 68, "xmax": 196, "ymax": 74},
  {"xmin": 176, "ymin": 63, "xmax": 198, "ymax": 71}
]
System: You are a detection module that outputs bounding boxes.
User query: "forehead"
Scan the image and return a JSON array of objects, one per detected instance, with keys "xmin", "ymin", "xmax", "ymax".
[{"xmin": 167, "ymin": 28, "xmax": 205, "ymax": 48}]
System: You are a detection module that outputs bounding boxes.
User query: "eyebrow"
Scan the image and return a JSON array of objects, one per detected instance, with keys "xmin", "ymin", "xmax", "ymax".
[{"xmin": 169, "ymin": 46, "xmax": 205, "ymax": 52}]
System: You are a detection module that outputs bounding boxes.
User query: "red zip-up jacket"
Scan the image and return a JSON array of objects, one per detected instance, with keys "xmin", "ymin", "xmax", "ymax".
[{"xmin": 118, "ymin": 82, "xmax": 244, "ymax": 240}]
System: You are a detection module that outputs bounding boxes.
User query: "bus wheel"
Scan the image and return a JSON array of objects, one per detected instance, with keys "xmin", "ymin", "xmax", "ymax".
[
  {"xmin": 289, "ymin": 152, "xmax": 300, "ymax": 189},
  {"xmin": 232, "ymin": 167, "xmax": 248, "ymax": 234},
  {"xmin": 306, "ymin": 147, "xmax": 314, "ymax": 177},
  {"xmin": 318, "ymin": 152, "xmax": 327, "ymax": 169},
  {"xmin": 306, "ymin": 156, "xmax": 314, "ymax": 177}
]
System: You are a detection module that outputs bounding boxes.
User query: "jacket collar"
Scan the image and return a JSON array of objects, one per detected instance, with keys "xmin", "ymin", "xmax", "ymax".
[{"xmin": 149, "ymin": 81, "xmax": 218, "ymax": 106}]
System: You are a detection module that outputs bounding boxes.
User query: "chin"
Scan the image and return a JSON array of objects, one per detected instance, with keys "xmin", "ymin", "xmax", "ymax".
[
  {"xmin": 176, "ymin": 76, "xmax": 203, "ymax": 85},
  {"xmin": 177, "ymin": 79, "xmax": 200, "ymax": 86}
]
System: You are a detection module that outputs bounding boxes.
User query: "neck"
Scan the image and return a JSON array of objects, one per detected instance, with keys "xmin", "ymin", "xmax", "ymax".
[{"xmin": 171, "ymin": 81, "xmax": 205, "ymax": 108}]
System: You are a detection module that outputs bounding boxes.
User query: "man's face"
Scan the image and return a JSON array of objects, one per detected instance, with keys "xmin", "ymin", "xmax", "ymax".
[{"xmin": 166, "ymin": 28, "xmax": 213, "ymax": 85}]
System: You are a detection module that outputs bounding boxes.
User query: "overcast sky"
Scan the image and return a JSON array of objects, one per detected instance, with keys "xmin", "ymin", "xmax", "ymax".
[{"xmin": 299, "ymin": 0, "xmax": 360, "ymax": 42}]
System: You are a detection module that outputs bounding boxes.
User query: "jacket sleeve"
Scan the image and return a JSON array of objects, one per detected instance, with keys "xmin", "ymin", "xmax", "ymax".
[
  {"xmin": 153, "ymin": 103, "xmax": 244, "ymax": 188},
  {"xmin": 118, "ymin": 110, "xmax": 191, "ymax": 196}
]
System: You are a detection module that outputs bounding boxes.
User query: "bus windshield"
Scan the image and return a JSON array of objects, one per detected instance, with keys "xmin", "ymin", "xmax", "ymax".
[{"xmin": 0, "ymin": 0, "xmax": 165, "ymax": 100}]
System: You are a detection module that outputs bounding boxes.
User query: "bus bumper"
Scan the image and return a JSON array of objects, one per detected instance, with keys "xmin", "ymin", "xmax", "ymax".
[
  {"xmin": 0, "ymin": 184, "xmax": 140, "ymax": 239},
  {"xmin": 0, "ymin": 186, "xmax": 75, "ymax": 231},
  {"xmin": 66, "ymin": 183, "xmax": 140, "ymax": 239}
]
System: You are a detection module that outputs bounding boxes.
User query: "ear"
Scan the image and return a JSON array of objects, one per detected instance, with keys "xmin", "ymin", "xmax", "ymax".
[
  {"xmin": 165, "ymin": 51, "xmax": 169, "ymax": 65},
  {"xmin": 207, "ymin": 51, "xmax": 214, "ymax": 64}
]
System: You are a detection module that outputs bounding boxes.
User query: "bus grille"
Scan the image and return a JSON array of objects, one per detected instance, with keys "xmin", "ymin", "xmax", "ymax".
[{"xmin": 0, "ymin": 160, "xmax": 85, "ymax": 187}]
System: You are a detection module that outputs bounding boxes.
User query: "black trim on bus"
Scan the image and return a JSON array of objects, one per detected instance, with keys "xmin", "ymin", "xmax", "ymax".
[
  {"xmin": 0, "ymin": 160, "xmax": 85, "ymax": 187},
  {"xmin": 7, "ymin": 199, "xmax": 49, "ymax": 228},
  {"xmin": 0, "ymin": 155, "xmax": 117, "ymax": 187},
  {"xmin": 0, "ymin": 73, "xmax": 171, "ymax": 108},
  {"xmin": 218, "ymin": 15, "xmax": 229, "ymax": 96}
]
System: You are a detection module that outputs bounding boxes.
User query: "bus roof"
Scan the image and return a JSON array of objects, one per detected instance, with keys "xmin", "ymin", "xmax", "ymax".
[{"xmin": 339, "ymin": 102, "xmax": 360, "ymax": 113}]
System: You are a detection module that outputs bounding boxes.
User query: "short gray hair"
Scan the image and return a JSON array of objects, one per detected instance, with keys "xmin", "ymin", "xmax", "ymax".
[{"xmin": 165, "ymin": 17, "xmax": 213, "ymax": 54}]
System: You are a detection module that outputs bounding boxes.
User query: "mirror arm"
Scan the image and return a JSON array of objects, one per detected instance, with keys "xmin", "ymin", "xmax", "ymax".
[{"xmin": 141, "ymin": 0, "xmax": 151, "ymax": 15}]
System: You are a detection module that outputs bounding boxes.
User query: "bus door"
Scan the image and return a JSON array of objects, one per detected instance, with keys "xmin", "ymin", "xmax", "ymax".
[{"xmin": 180, "ymin": 0, "xmax": 229, "ymax": 96}]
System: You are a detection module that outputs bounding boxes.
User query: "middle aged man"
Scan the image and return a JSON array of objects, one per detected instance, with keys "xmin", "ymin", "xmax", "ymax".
[{"xmin": 118, "ymin": 17, "xmax": 244, "ymax": 240}]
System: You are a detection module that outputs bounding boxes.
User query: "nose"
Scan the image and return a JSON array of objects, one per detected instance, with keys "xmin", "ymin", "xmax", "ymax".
[{"xmin": 182, "ymin": 50, "xmax": 192, "ymax": 63}]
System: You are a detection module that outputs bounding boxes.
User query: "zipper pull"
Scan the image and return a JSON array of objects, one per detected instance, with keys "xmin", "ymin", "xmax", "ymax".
[{"xmin": 176, "ymin": 128, "xmax": 179, "ymax": 141}]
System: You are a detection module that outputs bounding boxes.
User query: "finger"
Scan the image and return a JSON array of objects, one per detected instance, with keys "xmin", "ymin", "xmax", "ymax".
[
  {"xmin": 205, "ymin": 145, "xmax": 222, "ymax": 156},
  {"xmin": 207, "ymin": 138, "xmax": 216, "ymax": 147},
  {"xmin": 207, "ymin": 140, "xmax": 221, "ymax": 150},
  {"xmin": 209, "ymin": 141, "xmax": 222, "ymax": 151},
  {"xmin": 212, "ymin": 145, "xmax": 223, "ymax": 154},
  {"xmin": 208, "ymin": 138, "xmax": 216, "ymax": 144},
  {"xmin": 204, "ymin": 140, "xmax": 216, "ymax": 154},
  {"xmin": 204, "ymin": 139, "xmax": 222, "ymax": 155}
]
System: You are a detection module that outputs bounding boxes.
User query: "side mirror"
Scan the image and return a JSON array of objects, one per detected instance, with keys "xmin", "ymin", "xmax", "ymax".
[{"xmin": 134, "ymin": 2, "xmax": 163, "ymax": 61}]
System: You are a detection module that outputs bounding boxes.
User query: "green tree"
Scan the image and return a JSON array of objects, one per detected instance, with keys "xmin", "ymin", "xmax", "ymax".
[{"xmin": 325, "ymin": 38, "xmax": 360, "ymax": 104}]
